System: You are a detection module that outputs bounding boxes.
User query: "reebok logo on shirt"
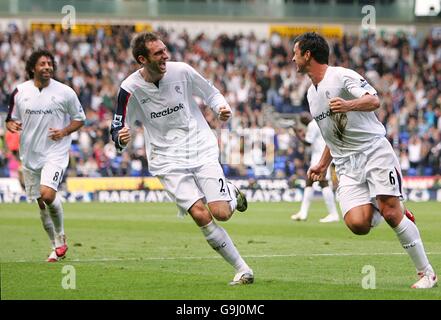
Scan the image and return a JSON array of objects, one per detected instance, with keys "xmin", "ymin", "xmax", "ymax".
[
  {"xmin": 25, "ymin": 109, "xmax": 53, "ymax": 115},
  {"xmin": 314, "ymin": 109, "xmax": 333, "ymax": 122},
  {"xmin": 151, "ymin": 103, "xmax": 184, "ymax": 119}
]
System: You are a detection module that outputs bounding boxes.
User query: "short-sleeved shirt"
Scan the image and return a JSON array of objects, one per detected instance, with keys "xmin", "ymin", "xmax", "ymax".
[
  {"xmin": 110, "ymin": 61, "xmax": 230, "ymax": 176},
  {"xmin": 307, "ymin": 66, "xmax": 385, "ymax": 160},
  {"xmin": 7, "ymin": 79, "xmax": 85, "ymax": 171}
]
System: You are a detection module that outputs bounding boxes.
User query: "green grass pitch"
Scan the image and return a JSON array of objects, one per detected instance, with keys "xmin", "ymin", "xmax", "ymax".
[{"xmin": 1, "ymin": 201, "xmax": 440, "ymax": 300}]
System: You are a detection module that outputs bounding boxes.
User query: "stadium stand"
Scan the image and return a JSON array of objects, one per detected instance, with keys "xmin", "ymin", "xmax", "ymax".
[{"xmin": 0, "ymin": 0, "xmax": 440, "ymax": 186}]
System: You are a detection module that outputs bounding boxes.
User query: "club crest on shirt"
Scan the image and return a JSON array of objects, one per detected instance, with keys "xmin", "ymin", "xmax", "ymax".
[
  {"xmin": 325, "ymin": 90, "xmax": 331, "ymax": 99},
  {"xmin": 175, "ymin": 86, "xmax": 182, "ymax": 94}
]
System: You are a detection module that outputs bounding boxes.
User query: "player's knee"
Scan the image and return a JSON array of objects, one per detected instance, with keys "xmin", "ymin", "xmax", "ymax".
[
  {"xmin": 39, "ymin": 186, "xmax": 56, "ymax": 204},
  {"xmin": 380, "ymin": 208, "xmax": 401, "ymax": 224},
  {"xmin": 377, "ymin": 196, "xmax": 401, "ymax": 223},
  {"xmin": 347, "ymin": 223, "xmax": 371, "ymax": 235},
  {"xmin": 40, "ymin": 192, "xmax": 55, "ymax": 205}
]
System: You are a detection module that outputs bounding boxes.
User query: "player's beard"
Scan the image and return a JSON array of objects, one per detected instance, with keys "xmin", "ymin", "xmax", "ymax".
[
  {"xmin": 296, "ymin": 62, "xmax": 307, "ymax": 74},
  {"xmin": 36, "ymin": 69, "xmax": 53, "ymax": 83},
  {"xmin": 157, "ymin": 61, "xmax": 167, "ymax": 74},
  {"xmin": 147, "ymin": 61, "xmax": 166, "ymax": 76}
]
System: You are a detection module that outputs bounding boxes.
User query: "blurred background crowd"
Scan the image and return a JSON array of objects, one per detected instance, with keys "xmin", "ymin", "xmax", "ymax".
[{"xmin": 0, "ymin": 25, "xmax": 440, "ymax": 181}]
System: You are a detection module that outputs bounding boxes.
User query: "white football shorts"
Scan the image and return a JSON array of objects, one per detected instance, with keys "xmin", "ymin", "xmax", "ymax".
[
  {"xmin": 23, "ymin": 162, "xmax": 66, "ymax": 201},
  {"xmin": 158, "ymin": 162, "xmax": 233, "ymax": 217},
  {"xmin": 334, "ymin": 137, "xmax": 403, "ymax": 216}
]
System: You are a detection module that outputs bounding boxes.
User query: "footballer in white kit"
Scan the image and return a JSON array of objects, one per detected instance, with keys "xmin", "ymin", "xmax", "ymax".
[
  {"xmin": 110, "ymin": 32, "xmax": 253, "ymax": 285},
  {"xmin": 292, "ymin": 32, "xmax": 437, "ymax": 289},
  {"xmin": 8, "ymin": 79, "xmax": 85, "ymax": 197},
  {"xmin": 305, "ymin": 119, "xmax": 330, "ymax": 180},
  {"xmin": 306, "ymin": 65, "xmax": 399, "ymax": 215},
  {"xmin": 291, "ymin": 114, "xmax": 339, "ymax": 222},
  {"xmin": 6, "ymin": 50, "xmax": 85, "ymax": 262}
]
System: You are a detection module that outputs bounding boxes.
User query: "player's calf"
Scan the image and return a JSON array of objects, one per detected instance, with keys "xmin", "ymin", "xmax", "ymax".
[
  {"xmin": 189, "ymin": 201, "xmax": 212, "ymax": 226},
  {"xmin": 208, "ymin": 201, "xmax": 232, "ymax": 221}
]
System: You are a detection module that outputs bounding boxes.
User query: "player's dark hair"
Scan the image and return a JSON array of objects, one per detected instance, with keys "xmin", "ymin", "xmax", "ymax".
[
  {"xmin": 25, "ymin": 49, "xmax": 57, "ymax": 79},
  {"xmin": 131, "ymin": 32, "xmax": 161, "ymax": 64},
  {"xmin": 294, "ymin": 32, "xmax": 329, "ymax": 65}
]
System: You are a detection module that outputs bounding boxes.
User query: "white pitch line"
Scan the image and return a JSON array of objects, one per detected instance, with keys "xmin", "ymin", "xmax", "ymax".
[{"xmin": 3, "ymin": 251, "xmax": 441, "ymax": 264}]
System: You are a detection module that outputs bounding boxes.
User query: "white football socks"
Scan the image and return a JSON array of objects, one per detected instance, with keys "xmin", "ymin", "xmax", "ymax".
[
  {"xmin": 371, "ymin": 202, "xmax": 384, "ymax": 228},
  {"xmin": 298, "ymin": 186, "xmax": 313, "ymax": 218},
  {"xmin": 393, "ymin": 215, "xmax": 430, "ymax": 273},
  {"xmin": 322, "ymin": 186, "xmax": 339, "ymax": 216},
  {"xmin": 47, "ymin": 195, "xmax": 65, "ymax": 246},
  {"xmin": 40, "ymin": 207, "xmax": 56, "ymax": 249},
  {"xmin": 201, "ymin": 220, "xmax": 250, "ymax": 272}
]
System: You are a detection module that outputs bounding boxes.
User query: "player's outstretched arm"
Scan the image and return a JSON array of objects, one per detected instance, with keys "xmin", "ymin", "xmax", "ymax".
[
  {"xmin": 186, "ymin": 63, "xmax": 231, "ymax": 119},
  {"xmin": 307, "ymin": 145, "xmax": 332, "ymax": 181}
]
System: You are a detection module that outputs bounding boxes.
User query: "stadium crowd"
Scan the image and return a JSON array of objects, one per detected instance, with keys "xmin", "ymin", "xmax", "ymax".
[{"xmin": 0, "ymin": 25, "xmax": 440, "ymax": 181}]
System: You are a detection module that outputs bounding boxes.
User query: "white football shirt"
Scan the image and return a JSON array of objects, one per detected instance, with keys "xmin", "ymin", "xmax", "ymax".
[
  {"xmin": 111, "ymin": 62, "xmax": 230, "ymax": 176},
  {"xmin": 8, "ymin": 79, "xmax": 85, "ymax": 171},
  {"xmin": 307, "ymin": 66, "xmax": 386, "ymax": 159}
]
